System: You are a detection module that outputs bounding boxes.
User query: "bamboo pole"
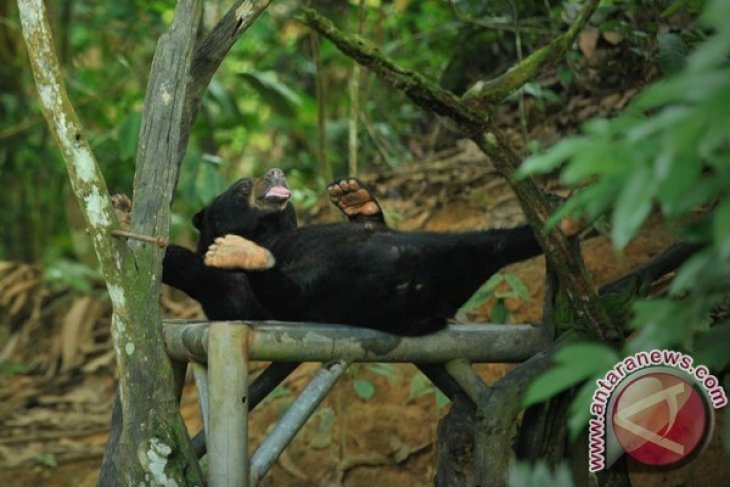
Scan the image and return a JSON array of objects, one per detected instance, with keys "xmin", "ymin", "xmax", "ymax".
[{"xmin": 249, "ymin": 360, "xmax": 349, "ymax": 484}]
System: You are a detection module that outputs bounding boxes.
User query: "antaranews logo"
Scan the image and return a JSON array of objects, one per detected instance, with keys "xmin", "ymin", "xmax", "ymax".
[{"xmin": 588, "ymin": 349, "xmax": 727, "ymax": 472}]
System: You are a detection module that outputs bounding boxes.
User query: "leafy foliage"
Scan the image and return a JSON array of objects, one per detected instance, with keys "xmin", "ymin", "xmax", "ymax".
[
  {"xmin": 508, "ymin": 461, "xmax": 574, "ymax": 487},
  {"xmin": 523, "ymin": 342, "xmax": 619, "ymax": 409},
  {"xmin": 42, "ymin": 258, "xmax": 101, "ymax": 294},
  {"xmin": 408, "ymin": 371, "xmax": 450, "ymax": 409},
  {"xmin": 519, "ymin": 0, "xmax": 730, "ymax": 441},
  {"xmin": 459, "ymin": 272, "xmax": 531, "ymax": 322}
]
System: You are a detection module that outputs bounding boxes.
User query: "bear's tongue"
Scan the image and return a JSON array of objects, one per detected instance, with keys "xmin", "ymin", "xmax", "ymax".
[{"xmin": 265, "ymin": 185, "xmax": 291, "ymax": 200}]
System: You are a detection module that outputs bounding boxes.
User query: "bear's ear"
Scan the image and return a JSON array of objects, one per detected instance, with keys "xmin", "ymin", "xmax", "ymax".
[{"xmin": 192, "ymin": 208, "xmax": 205, "ymax": 230}]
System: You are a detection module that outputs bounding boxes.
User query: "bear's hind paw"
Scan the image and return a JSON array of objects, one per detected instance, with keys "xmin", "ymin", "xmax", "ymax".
[{"xmin": 327, "ymin": 178, "xmax": 384, "ymax": 227}]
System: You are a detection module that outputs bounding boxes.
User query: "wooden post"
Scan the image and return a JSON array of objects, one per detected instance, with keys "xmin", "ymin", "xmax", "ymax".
[{"xmin": 208, "ymin": 323, "xmax": 249, "ymax": 486}]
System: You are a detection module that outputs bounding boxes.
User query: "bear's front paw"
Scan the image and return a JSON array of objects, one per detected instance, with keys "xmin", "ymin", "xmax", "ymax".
[
  {"xmin": 111, "ymin": 193, "xmax": 132, "ymax": 231},
  {"xmin": 204, "ymin": 234, "xmax": 275, "ymax": 271}
]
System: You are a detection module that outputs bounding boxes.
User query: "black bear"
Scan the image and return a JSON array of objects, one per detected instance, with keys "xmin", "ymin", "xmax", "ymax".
[{"xmin": 162, "ymin": 168, "xmax": 563, "ymax": 336}]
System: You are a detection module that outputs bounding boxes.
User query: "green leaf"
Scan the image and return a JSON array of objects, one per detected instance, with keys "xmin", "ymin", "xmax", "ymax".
[
  {"xmin": 516, "ymin": 138, "xmax": 587, "ymax": 179},
  {"xmin": 118, "ymin": 111, "xmax": 141, "ymax": 160},
  {"xmin": 0, "ymin": 361, "xmax": 29, "ymax": 375},
  {"xmin": 627, "ymin": 105, "xmax": 691, "ymax": 144},
  {"xmin": 194, "ymin": 162, "xmax": 226, "ymax": 207},
  {"xmin": 627, "ymin": 298, "xmax": 712, "ymax": 353},
  {"xmin": 206, "ymin": 78, "xmax": 245, "ymax": 123},
  {"xmin": 661, "ymin": 178, "xmax": 718, "ymax": 219},
  {"xmin": 694, "ymin": 323, "xmax": 730, "ymax": 369},
  {"xmin": 366, "ymin": 363, "xmax": 399, "ymax": 381},
  {"xmin": 553, "ymin": 342, "xmax": 618, "ymax": 365},
  {"xmin": 688, "ymin": 31, "xmax": 730, "ymax": 72},
  {"xmin": 239, "ymin": 71, "xmax": 302, "ymax": 118},
  {"xmin": 508, "ymin": 461, "xmax": 574, "ymax": 487},
  {"xmin": 435, "ymin": 389, "xmax": 450, "ymax": 409},
  {"xmin": 42, "ymin": 259, "xmax": 100, "ymax": 294},
  {"xmin": 567, "ymin": 380, "xmax": 600, "ymax": 442},
  {"xmin": 483, "ymin": 273, "xmax": 505, "ymax": 293},
  {"xmin": 459, "ymin": 273, "xmax": 503, "ymax": 314},
  {"xmin": 523, "ymin": 343, "xmax": 618, "ymax": 409},
  {"xmin": 34, "ymin": 452, "xmax": 57, "ymax": 468},
  {"xmin": 657, "ymin": 33, "xmax": 688, "ymax": 76},
  {"xmin": 353, "ymin": 379, "xmax": 375, "ymax": 401},
  {"xmin": 611, "ymin": 165, "xmax": 654, "ymax": 249},
  {"xmin": 713, "ymin": 198, "xmax": 730, "ymax": 259},
  {"xmin": 669, "ymin": 250, "xmax": 710, "ymax": 294},
  {"xmin": 490, "ymin": 300, "xmax": 510, "ymax": 323},
  {"xmin": 633, "ymin": 71, "xmax": 727, "ymax": 109},
  {"xmin": 561, "ymin": 138, "xmax": 633, "ymax": 185},
  {"xmin": 308, "ymin": 407, "xmax": 335, "ymax": 449},
  {"xmin": 661, "ymin": 0, "xmax": 705, "ymax": 17},
  {"xmin": 505, "ymin": 274, "xmax": 530, "ymax": 300},
  {"xmin": 408, "ymin": 372, "xmax": 433, "ymax": 401}
]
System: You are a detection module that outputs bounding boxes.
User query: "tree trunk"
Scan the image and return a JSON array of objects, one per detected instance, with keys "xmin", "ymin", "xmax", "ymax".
[
  {"xmin": 18, "ymin": 0, "xmax": 204, "ymax": 484},
  {"xmin": 19, "ymin": 0, "xmax": 273, "ymax": 481}
]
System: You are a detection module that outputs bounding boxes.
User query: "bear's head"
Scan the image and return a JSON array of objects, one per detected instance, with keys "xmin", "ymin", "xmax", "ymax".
[{"xmin": 192, "ymin": 168, "xmax": 298, "ymax": 253}]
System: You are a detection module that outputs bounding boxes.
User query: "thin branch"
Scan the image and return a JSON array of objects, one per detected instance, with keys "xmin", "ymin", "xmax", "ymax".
[
  {"xmin": 310, "ymin": 31, "xmax": 332, "ymax": 183},
  {"xmin": 111, "ymin": 229, "xmax": 168, "ymax": 248},
  {"xmin": 348, "ymin": 0, "xmax": 366, "ymax": 177},
  {"xmin": 599, "ymin": 242, "xmax": 700, "ymax": 297},
  {"xmin": 509, "ymin": 0, "xmax": 529, "ymax": 146},
  {"xmin": 462, "ymin": 0, "xmax": 600, "ymax": 112},
  {"xmin": 300, "ymin": 7, "xmax": 486, "ymax": 134},
  {"xmin": 448, "ymin": 0, "xmax": 557, "ymax": 35}
]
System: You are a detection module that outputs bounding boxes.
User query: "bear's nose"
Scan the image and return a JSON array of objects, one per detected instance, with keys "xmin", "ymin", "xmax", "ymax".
[{"xmin": 269, "ymin": 168, "xmax": 284, "ymax": 179}]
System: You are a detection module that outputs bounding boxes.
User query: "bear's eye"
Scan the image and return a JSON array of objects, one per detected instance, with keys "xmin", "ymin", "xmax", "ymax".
[{"xmin": 236, "ymin": 180, "xmax": 251, "ymax": 195}]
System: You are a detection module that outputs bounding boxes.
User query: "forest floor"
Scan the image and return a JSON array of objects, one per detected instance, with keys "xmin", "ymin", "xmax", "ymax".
[{"xmin": 2, "ymin": 27, "xmax": 729, "ymax": 486}]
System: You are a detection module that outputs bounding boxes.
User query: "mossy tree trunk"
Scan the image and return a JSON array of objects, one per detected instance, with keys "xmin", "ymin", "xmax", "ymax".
[{"xmin": 18, "ymin": 0, "xmax": 270, "ymax": 484}]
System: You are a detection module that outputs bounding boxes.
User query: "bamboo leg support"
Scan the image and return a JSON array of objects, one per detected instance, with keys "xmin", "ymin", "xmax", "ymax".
[{"xmin": 208, "ymin": 323, "xmax": 249, "ymax": 487}]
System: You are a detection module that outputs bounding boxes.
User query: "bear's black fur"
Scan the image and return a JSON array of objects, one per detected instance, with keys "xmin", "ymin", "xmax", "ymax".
[{"xmin": 163, "ymin": 169, "xmax": 545, "ymax": 335}]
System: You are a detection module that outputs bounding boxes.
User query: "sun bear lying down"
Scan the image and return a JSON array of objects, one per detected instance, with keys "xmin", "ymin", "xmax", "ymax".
[{"xmin": 162, "ymin": 168, "xmax": 563, "ymax": 336}]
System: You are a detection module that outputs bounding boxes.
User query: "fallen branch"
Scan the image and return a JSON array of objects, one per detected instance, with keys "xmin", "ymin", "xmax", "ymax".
[{"xmin": 599, "ymin": 242, "xmax": 699, "ymax": 297}]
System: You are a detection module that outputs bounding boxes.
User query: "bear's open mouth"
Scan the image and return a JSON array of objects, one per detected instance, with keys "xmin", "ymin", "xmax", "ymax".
[{"xmin": 264, "ymin": 185, "xmax": 291, "ymax": 204}]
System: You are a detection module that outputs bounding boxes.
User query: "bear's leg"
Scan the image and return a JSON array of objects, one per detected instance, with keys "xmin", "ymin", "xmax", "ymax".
[
  {"xmin": 205, "ymin": 234, "xmax": 276, "ymax": 270},
  {"xmin": 327, "ymin": 178, "xmax": 386, "ymax": 228}
]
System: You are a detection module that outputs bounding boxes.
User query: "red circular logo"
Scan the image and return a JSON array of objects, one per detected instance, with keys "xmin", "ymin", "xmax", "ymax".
[{"xmin": 612, "ymin": 372, "xmax": 709, "ymax": 466}]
